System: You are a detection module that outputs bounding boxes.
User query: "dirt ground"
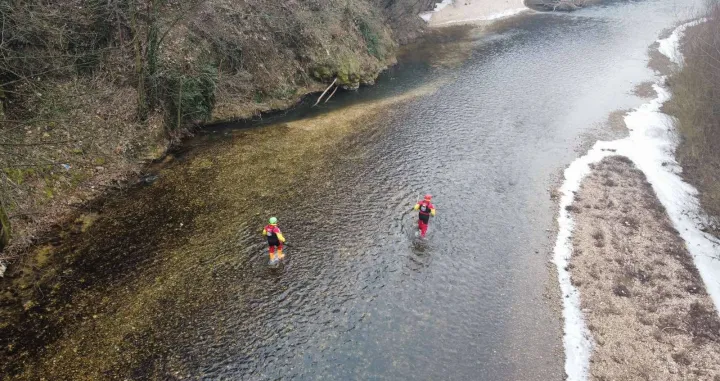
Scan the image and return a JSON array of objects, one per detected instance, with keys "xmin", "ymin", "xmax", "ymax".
[{"xmin": 569, "ymin": 156, "xmax": 720, "ymax": 381}]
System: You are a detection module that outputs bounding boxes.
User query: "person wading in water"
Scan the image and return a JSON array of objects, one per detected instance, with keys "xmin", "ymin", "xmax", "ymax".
[
  {"xmin": 262, "ymin": 217, "xmax": 286, "ymax": 264},
  {"xmin": 413, "ymin": 194, "xmax": 436, "ymax": 238}
]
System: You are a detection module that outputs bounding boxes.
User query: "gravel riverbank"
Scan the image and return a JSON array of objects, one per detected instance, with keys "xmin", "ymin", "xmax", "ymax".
[{"xmin": 569, "ymin": 156, "xmax": 720, "ymax": 380}]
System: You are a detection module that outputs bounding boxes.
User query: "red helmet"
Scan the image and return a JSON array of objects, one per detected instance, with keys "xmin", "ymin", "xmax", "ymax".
[{"xmin": 424, "ymin": 194, "xmax": 432, "ymax": 200}]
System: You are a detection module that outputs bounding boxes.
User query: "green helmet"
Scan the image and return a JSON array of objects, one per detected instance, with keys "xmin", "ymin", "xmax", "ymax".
[{"xmin": 269, "ymin": 217, "xmax": 278, "ymax": 225}]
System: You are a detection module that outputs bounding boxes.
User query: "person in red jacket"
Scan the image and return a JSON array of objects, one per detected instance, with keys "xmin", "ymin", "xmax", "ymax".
[
  {"xmin": 413, "ymin": 194, "xmax": 436, "ymax": 238},
  {"xmin": 262, "ymin": 217, "xmax": 286, "ymax": 264}
]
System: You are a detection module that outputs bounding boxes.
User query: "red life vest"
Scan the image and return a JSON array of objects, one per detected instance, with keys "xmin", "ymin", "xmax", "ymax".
[
  {"xmin": 265, "ymin": 225, "xmax": 281, "ymax": 245},
  {"xmin": 418, "ymin": 201, "xmax": 434, "ymax": 216}
]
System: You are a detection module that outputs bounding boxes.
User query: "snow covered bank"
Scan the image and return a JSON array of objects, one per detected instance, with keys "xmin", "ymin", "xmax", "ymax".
[
  {"xmin": 420, "ymin": 0, "xmax": 529, "ymax": 26},
  {"xmin": 618, "ymin": 86, "xmax": 720, "ymax": 314},
  {"xmin": 553, "ymin": 146, "xmax": 599, "ymax": 380},
  {"xmin": 657, "ymin": 19, "xmax": 706, "ymax": 66},
  {"xmin": 554, "ymin": 18, "xmax": 720, "ymax": 381},
  {"xmin": 647, "ymin": 17, "xmax": 720, "ymax": 314}
]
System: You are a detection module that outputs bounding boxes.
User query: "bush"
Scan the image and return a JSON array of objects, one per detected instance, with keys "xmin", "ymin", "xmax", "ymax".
[
  {"xmin": 358, "ymin": 19, "xmax": 383, "ymax": 59},
  {"xmin": 160, "ymin": 66, "xmax": 218, "ymax": 132}
]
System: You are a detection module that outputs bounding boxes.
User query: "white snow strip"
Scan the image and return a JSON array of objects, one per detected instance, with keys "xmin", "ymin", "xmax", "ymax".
[
  {"xmin": 618, "ymin": 84, "xmax": 720, "ymax": 313},
  {"xmin": 657, "ymin": 19, "xmax": 706, "ymax": 66},
  {"xmin": 0, "ymin": 261, "xmax": 5, "ymax": 277},
  {"xmin": 556, "ymin": 18, "xmax": 720, "ymax": 381},
  {"xmin": 553, "ymin": 149, "xmax": 603, "ymax": 381},
  {"xmin": 433, "ymin": 8, "xmax": 529, "ymax": 25},
  {"xmin": 419, "ymin": 0, "xmax": 453, "ymax": 22},
  {"xmin": 650, "ymin": 18, "xmax": 720, "ymax": 313}
]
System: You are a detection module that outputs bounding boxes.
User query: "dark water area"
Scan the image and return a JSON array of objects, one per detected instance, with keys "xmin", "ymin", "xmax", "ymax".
[{"xmin": 0, "ymin": 0, "xmax": 703, "ymax": 379}]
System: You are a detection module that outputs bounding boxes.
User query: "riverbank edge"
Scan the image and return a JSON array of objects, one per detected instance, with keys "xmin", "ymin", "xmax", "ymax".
[
  {"xmin": 552, "ymin": 19, "xmax": 720, "ymax": 381},
  {"xmin": 662, "ymin": 13, "xmax": 720, "ymax": 237},
  {"xmin": 0, "ymin": 30, "xmax": 407, "ymax": 271}
]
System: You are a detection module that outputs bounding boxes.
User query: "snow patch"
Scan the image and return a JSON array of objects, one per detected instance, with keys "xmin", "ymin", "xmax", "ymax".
[
  {"xmin": 433, "ymin": 0, "xmax": 454, "ymax": 12},
  {"xmin": 553, "ymin": 149, "xmax": 602, "ymax": 381},
  {"xmin": 556, "ymin": 18, "xmax": 720, "ymax": 381},
  {"xmin": 433, "ymin": 8, "xmax": 529, "ymax": 25},
  {"xmin": 0, "ymin": 261, "xmax": 5, "ymax": 277},
  {"xmin": 657, "ymin": 19, "xmax": 706, "ymax": 66},
  {"xmin": 419, "ymin": 0, "xmax": 453, "ymax": 22}
]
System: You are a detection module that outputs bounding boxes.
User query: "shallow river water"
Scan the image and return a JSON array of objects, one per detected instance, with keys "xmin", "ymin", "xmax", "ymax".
[{"xmin": 2, "ymin": 0, "xmax": 704, "ymax": 379}]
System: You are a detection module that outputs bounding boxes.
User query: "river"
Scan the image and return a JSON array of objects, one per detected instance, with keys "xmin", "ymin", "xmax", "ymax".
[{"xmin": 2, "ymin": 0, "xmax": 702, "ymax": 379}]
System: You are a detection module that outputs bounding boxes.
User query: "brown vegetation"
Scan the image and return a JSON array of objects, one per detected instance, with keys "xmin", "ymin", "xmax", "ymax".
[
  {"xmin": 633, "ymin": 81, "xmax": 658, "ymax": 99},
  {"xmin": 664, "ymin": 4, "xmax": 720, "ymax": 236},
  {"xmin": 0, "ymin": 0, "xmax": 432, "ymax": 258},
  {"xmin": 570, "ymin": 156, "xmax": 720, "ymax": 380}
]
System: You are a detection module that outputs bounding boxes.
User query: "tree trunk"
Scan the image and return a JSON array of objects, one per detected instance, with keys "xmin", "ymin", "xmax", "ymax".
[
  {"xmin": 0, "ymin": 198, "xmax": 11, "ymax": 252},
  {"xmin": 145, "ymin": 0, "xmax": 160, "ymax": 107},
  {"xmin": 130, "ymin": 0, "xmax": 147, "ymax": 119}
]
